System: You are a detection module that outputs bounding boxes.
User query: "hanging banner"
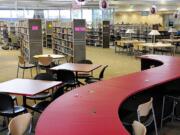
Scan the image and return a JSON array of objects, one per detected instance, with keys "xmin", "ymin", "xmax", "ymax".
[
  {"xmin": 99, "ymin": 0, "xmax": 109, "ymax": 10},
  {"xmin": 150, "ymin": 5, "xmax": 157, "ymax": 14},
  {"xmin": 75, "ymin": 0, "xmax": 86, "ymax": 6}
]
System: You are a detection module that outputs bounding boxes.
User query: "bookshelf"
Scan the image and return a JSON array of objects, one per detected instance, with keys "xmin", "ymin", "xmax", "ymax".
[
  {"xmin": 86, "ymin": 27, "xmax": 103, "ymax": 47},
  {"xmin": 86, "ymin": 21, "xmax": 110, "ymax": 48},
  {"xmin": 113, "ymin": 24, "xmax": 153, "ymax": 41},
  {"xmin": 17, "ymin": 19, "xmax": 42, "ymax": 63},
  {"xmin": 52, "ymin": 19, "xmax": 86, "ymax": 63},
  {"xmin": 45, "ymin": 21, "xmax": 53, "ymax": 48}
]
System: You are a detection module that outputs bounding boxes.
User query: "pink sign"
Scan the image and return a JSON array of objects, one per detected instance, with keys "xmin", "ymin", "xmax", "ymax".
[
  {"xmin": 32, "ymin": 26, "xmax": 39, "ymax": 30},
  {"xmin": 75, "ymin": 27, "xmax": 86, "ymax": 32}
]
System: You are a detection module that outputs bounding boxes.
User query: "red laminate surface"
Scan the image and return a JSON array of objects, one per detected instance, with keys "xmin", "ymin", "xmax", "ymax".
[
  {"xmin": 0, "ymin": 79, "xmax": 62, "ymax": 96},
  {"xmin": 36, "ymin": 55, "xmax": 180, "ymax": 135},
  {"xmin": 51, "ymin": 63, "xmax": 101, "ymax": 72}
]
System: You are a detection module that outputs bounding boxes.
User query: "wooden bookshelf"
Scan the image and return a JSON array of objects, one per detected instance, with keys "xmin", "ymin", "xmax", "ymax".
[
  {"xmin": 17, "ymin": 19, "xmax": 42, "ymax": 63},
  {"xmin": 52, "ymin": 19, "xmax": 86, "ymax": 63}
]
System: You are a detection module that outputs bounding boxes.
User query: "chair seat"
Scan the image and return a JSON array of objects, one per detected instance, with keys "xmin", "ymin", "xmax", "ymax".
[
  {"xmin": 77, "ymin": 72, "xmax": 92, "ymax": 79},
  {"xmin": 0, "ymin": 106, "xmax": 27, "ymax": 117},
  {"xmin": 19, "ymin": 64, "xmax": 36, "ymax": 69},
  {"xmin": 32, "ymin": 101, "xmax": 50, "ymax": 113},
  {"xmin": 85, "ymin": 77, "xmax": 100, "ymax": 84},
  {"xmin": 26, "ymin": 92, "xmax": 51, "ymax": 100}
]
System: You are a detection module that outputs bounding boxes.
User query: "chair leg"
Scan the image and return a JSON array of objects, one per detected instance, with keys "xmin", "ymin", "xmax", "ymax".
[
  {"xmin": 152, "ymin": 107, "xmax": 158, "ymax": 135},
  {"xmin": 30, "ymin": 68, "xmax": 33, "ymax": 78},
  {"xmin": 171, "ymin": 100, "xmax": 177, "ymax": 122},
  {"xmin": 17, "ymin": 66, "xmax": 19, "ymax": 78},
  {"xmin": 161, "ymin": 96, "xmax": 166, "ymax": 128},
  {"xmin": 23, "ymin": 69, "xmax": 25, "ymax": 78}
]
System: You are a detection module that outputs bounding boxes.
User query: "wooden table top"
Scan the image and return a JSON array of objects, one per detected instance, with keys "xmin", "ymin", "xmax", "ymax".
[
  {"xmin": 36, "ymin": 55, "xmax": 180, "ymax": 135},
  {"xmin": 51, "ymin": 63, "xmax": 102, "ymax": 72},
  {"xmin": 0, "ymin": 79, "xmax": 62, "ymax": 96},
  {"xmin": 33, "ymin": 54, "xmax": 65, "ymax": 59},
  {"xmin": 139, "ymin": 42, "xmax": 174, "ymax": 48},
  {"xmin": 161, "ymin": 39, "xmax": 180, "ymax": 43}
]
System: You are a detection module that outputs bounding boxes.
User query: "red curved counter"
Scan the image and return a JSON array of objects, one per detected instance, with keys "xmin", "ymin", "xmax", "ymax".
[{"xmin": 35, "ymin": 55, "xmax": 180, "ymax": 135}]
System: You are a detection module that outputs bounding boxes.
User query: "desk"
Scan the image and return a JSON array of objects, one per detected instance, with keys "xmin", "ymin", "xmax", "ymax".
[
  {"xmin": 161, "ymin": 39, "xmax": 180, "ymax": 44},
  {"xmin": 36, "ymin": 55, "xmax": 180, "ymax": 135},
  {"xmin": 0, "ymin": 79, "xmax": 62, "ymax": 110},
  {"xmin": 33, "ymin": 54, "xmax": 65, "ymax": 60},
  {"xmin": 115, "ymin": 40, "xmax": 145, "ymax": 53},
  {"xmin": 51, "ymin": 63, "xmax": 101, "ymax": 79},
  {"xmin": 138, "ymin": 43, "xmax": 175, "ymax": 55}
]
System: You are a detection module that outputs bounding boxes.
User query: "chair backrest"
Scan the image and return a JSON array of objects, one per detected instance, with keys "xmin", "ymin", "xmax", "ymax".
[
  {"xmin": 34, "ymin": 73, "xmax": 55, "ymax": 81},
  {"xmin": 99, "ymin": 65, "xmax": 108, "ymax": 80},
  {"xmin": 77, "ymin": 59, "xmax": 93, "ymax": 64},
  {"xmin": 38, "ymin": 56, "xmax": 53, "ymax": 66},
  {"xmin": 132, "ymin": 121, "xmax": 147, "ymax": 135},
  {"xmin": 137, "ymin": 98, "xmax": 153, "ymax": 117},
  {"xmin": 0, "ymin": 93, "xmax": 14, "ymax": 112},
  {"xmin": 56, "ymin": 70, "xmax": 76, "ymax": 83},
  {"xmin": 8, "ymin": 113, "xmax": 32, "ymax": 135},
  {"xmin": 18, "ymin": 56, "xmax": 25, "ymax": 65}
]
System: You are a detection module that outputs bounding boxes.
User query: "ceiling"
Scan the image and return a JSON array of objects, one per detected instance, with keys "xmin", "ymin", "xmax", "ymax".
[{"xmin": 0, "ymin": 0, "xmax": 179, "ymax": 11}]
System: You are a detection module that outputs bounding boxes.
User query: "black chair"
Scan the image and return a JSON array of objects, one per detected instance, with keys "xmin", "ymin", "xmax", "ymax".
[
  {"xmin": 85, "ymin": 65, "xmax": 108, "ymax": 84},
  {"xmin": 56, "ymin": 70, "xmax": 79, "ymax": 90},
  {"xmin": 0, "ymin": 93, "xmax": 27, "ymax": 128},
  {"xmin": 26, "ymin": 73, "xmax": 55, "ymax": 103},
  {"xmin": 32, "ymin": 86, "xmax": 65, "ymax": 113},
  {"xmin": 76, "ymin": 59, "xmax": 93, "ymax": 80}
]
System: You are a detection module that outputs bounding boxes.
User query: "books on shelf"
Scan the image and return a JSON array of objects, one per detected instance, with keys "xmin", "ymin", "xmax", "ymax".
[{"xmin": 16, "ymin": 19, "xmax": 42, "ymax": 63}]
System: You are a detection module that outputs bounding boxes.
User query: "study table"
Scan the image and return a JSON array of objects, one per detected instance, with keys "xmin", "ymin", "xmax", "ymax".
[
  {"xmin": 137, "ymin": 42, "xmax": 175, "ymax": 55},
  {"xmin": 51, "ymin": 63, "xmax": 101, "ymax": 80},
  {"xmin": 33, "ymin": 54, "xmax": 65, "ymax": 60},
  {"xmin": 0, "ymin": 78, "xmax": 62, "ymax": 110},
  {"xmin": 36, "ymin": 55, "xmax": 180, "ymax": 135}
]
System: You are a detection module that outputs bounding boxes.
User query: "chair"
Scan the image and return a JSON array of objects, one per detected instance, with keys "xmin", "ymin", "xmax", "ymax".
[
  {"xmin": 37, "ymin": 56, "xmax": 53, "ymax": 73},
  {"xmin": 56, "ymin": 70, "xmax": 79, "ymax": 90},
  {"xmin": 26, "ymin": 73, "xmax": 55, "ymax": 103},
  {"xmin": 122, "ymin": 98, "xmax": 158, "ymax": 135},
  {"xmin": 31, "ymin": 86, "xmax": 65, "ymax": 113},
  {"xmin": 161, "ymin": 95, "xmax": 180, "ymax": 128},
  {"xmin": 132, "ymin": 121, "xmax": 147, "ymax": 135},
  {"xmin": 8, "ymin": 113, "xmax": 32, "ymax": 135},
  {"xmin": 17, "ymin": 56, "xmax": 36, "ymax": 78},
  {"xmin": 0, "ymin": 93, "xmax": 27, "ymax": 126},
  {"xmin": 76, "ymin": 59, "xmax": 93, "ymax": 82},
  {"xmin": 85, "ymin": 65, "xmax": 108, "ymax": 84}
]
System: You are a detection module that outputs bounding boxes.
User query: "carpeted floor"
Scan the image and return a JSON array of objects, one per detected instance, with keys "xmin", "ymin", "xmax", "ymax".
[{"xmin": 0, "ymin": 46, "xmax": 180, "ymax": 135}]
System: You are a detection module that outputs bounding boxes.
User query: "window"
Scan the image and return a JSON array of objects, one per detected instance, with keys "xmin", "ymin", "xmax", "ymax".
[
  {"xmin": 82, "ymin": 9, "xmax": 92, "ymax": 24},
  {"xmin": 72, "ymin": 9, "xmax": 81, "ymax": 19},
  {"xmin": 48, "ymin": 10, "xmax": 59, "ymax": 19},
  {"xmin": 0, "ymin": 10, "xmax": 11, "ymax": 18},
  {"xmin": 24, "ymin": 10, "xmax": 34, "ymax": 18},
  {"xmin": 60, "ymin": 10, "xmax": 70, "ymax": 19}
]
